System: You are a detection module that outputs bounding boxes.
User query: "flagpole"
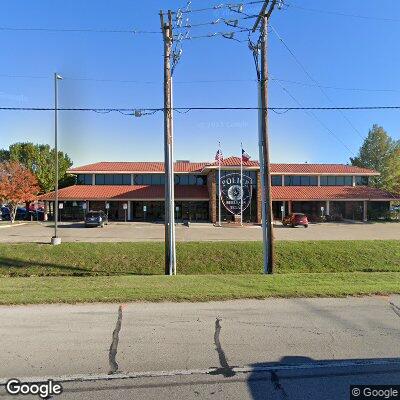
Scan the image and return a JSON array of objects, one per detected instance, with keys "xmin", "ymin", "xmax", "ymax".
[
  {"xmin": 240, "ymin": 143, "xmax": 243, "ymax": 226},
  {"xmin": 218, "ymin": 142, "xmax": 222, "ymax": 227}
]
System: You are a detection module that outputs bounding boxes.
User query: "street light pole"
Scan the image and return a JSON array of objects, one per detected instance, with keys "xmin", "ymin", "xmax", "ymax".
[{"xmin": 51, "ymin": 73, "xmax": 63, "ymax": 246}]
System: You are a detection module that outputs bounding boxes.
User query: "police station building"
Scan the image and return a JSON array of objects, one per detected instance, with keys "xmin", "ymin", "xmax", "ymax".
[{"xmin": 40, "ymin": 157, "xmax": 399, "ymax": 223}]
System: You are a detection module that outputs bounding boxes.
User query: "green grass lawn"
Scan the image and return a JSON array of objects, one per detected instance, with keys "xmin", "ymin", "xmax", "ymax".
[
  {"xmin": 0, "ymin": 240, "xmax": 399, "ymax": 304},
  {"xmin": 1, "ymin": 272, "xmax": 399, "ymax": 305},
  {"xmin": 0, "ymin": 240, "xmax": 399, "ymax": 277}
]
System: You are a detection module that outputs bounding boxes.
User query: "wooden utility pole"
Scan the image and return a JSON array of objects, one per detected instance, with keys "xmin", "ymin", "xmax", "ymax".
[
  {"xmin": 253, "ymin": 1, "xmax": 276, "ymax": 274},
  {"xmin": 160, "ymin": 10, "xmax": 176, "ymax": 275}
]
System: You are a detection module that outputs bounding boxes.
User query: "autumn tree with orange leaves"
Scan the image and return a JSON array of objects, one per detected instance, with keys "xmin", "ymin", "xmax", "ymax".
[{"xmin": 0, "ymin": 161, "xmax": 39, "ymax": 223}]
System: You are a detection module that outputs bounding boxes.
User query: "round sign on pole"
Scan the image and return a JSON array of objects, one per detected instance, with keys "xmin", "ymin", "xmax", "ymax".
[
  {"xmin": 123, "ymin": 203, "xmax": 128, "ymax": 210},
  {"xmin": 105, "ymin": 203, "xmax": 110, "ymax": 210},
  {"xmin": 220, "ymin": 173, "xmax": 253, "ymax": 215},
  {"xmin": 58, "ymin": 203, "xmax": 63, "ymax": 209}
]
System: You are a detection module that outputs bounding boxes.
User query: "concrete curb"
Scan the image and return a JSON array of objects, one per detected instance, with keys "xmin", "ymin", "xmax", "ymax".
[
  {"xmin": 1, "ymin": 359, "xmax": 399, "ymax": 385},
  {"xmin": 0, "ymin": 222, "xmax": 28, "ymax": 229}
]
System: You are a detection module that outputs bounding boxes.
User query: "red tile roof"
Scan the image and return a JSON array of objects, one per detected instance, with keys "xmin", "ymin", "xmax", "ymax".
[
  {"xmin": 272, "ymin": 186, "xmax": 399, "ymax": 200},
  {"xmin": 270, "ymin": 164, "xmax": 377, "ymax": 175},
  {"xmin": 68, "ymin": 162, "xmax": 207, "ymax": 173},
  {"xmin": 39, "ymin": 184, "xmax": 399, "ymax": 202},
  {"xmin": 68, "ymin": 159, "xmax": 378, "ymax": 175},
  {"xmin": 39, "ymin": 185, "xmax": 209, "ymax": 201},
  {"xmin": 208, "ymin": 156, "xmax": 260, "ymax": 168}
]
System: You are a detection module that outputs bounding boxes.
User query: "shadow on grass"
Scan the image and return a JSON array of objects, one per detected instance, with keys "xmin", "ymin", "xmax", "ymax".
[{"xmin": 0, "ymin": 256, "xmax": 158, "ymax": 277}]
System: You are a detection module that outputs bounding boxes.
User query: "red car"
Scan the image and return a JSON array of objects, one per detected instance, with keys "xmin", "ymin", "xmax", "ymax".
[{"xmin": 282, "ymin": 213, "xmax": 309, "ymax": 228}]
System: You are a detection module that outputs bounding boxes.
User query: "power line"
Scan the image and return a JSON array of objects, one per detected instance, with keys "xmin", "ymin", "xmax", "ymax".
[
  {"xmin": 2, "ymin": 73, "xmax": 400, "ymax": 93},
  {"xmin": 271, "ymin": 77, "xmax": 356, "ymax": 156},
  {"xmin": 1, "ymin": 106, "xmax": 400, "ymax": 112},
  {"xmin": 270, "ymin": 24, "xmax": 366, "ymax": 140},
  {"xmin": 284, "ymin": 3, "xmax": 400, "ymax": 23},
  {"xmin": 0, "ymin": 27, "xmax": 160, "ymax": 34},
  {"xmin": 170, "ymin": 1, "xmax": 265, "ymax": 15}
]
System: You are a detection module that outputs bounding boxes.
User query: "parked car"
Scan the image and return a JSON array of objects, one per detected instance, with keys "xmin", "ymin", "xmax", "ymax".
[
  {"xmin": 0, "ymin": 206, "xmax": 27, "ymax": 221},
  {"xmin": 282, "ymin": 213, "xmax": 309, "ymax": 228},
  {"xmin": 84, "ymin": 211, "xmax": 108, "ymax": 228}
]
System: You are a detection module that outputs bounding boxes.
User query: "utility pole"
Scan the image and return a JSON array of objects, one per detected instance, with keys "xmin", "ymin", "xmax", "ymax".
[
  {"xmin": 160, "ymin": 10, "xmax": 176, "ymax": 275},
  {"xmin": 51, "ymin": 73, "xmax": 63, "ymax": 246},
  {"xmin": 253, "ymin": 1, "xmax": 276, "ymax": 273}
]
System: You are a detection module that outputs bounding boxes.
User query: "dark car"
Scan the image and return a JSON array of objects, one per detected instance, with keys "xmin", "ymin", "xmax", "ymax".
[
  {"xmin": 282, "ymin": 213, "xmax": 309, "ymax": 228},
  {"xmin": 85, "ymin": 211, "xmax": 108, "ymax": 228},
  {"xmin": 0, "ymin": 206, "xmax": 27, "ymax": 221}
]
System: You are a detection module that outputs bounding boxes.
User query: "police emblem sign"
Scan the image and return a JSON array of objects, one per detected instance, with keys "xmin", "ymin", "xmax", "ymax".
[{"xmin": 220, "ymin": 173, "xmax": 253, "ymax": 215}]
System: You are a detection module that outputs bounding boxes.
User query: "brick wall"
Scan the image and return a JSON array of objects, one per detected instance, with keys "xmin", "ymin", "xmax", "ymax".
[
  {"xmin": 207, "ymin": 171, "xmax": 216, "ymax": 223},
  {"xmin": 256, "ymin": 171, "xmax": 262, "ymax": 224}
]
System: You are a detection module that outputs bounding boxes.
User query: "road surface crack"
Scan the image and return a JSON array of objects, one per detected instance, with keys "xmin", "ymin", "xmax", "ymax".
[
  {"xmin": 271, "ymin": 370, "xmax": 289, "ymax": 399},
  {"xmin": 389, "ymin": 302, "xmax": 400, "ymax": 318},
  {"xmin": 209, "ymin": 318, "xmax": 236, "ymax": 377},
  {"xmin": 108, "ymin": 305, "xmax": 123, "ymax": 375}
]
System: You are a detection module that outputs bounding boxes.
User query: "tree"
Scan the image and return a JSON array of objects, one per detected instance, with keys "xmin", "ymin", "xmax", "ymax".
[
  {"xmin": 0, "ymin": 161, "xmax": 39, "ymax": 223},
  {"xmin": 0, "ymin": 149, "xmax": 10, "ymax": 162},
  {"xmin": 7, "ymin": 142, "xmax": 73, "ymax": 193},
  {"xmin": 350, "ymin": 125, "xmax": 400, "ymax": 193}
]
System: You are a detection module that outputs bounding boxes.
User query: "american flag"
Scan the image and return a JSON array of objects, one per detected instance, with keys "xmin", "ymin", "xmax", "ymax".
[
  {"xmin": 215, "ymin": 149, "xmax": 223, "ymax": 162},
  {"xmin": 242, "ymin": 149, "xmax": 251, "ymax": 162}
]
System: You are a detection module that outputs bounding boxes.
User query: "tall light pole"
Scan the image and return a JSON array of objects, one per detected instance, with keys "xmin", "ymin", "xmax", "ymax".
[{"xmin": 51, "ymin": 73, "xmax": 63, "ymax": 246}]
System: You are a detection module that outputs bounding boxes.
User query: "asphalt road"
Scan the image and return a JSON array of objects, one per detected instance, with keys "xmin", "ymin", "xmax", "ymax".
[
  {"xmin": 1, "ymin": 220, "xmax": 399, "ymax": 242},
  {"xmin": 0, "ymin": 296, "xmax": 399, "ymax": 399}
]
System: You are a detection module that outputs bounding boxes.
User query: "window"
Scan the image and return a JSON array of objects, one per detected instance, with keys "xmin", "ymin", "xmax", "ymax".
[
  {"xmin": 135, "ymin": 174, "xmax": 164, "ymax": 185},
  {"xmin": 327, "ymin": 176, "xmax": 336, "ymax": 186},
  {"xmin": 77, "ymin": 174, "xmax": 92, "ymax": 185},
  {"xmin": 174, "ymin": 174, "xmax": 207, "ymax": 185},
  {"xmin": 309, "ymin": 176, "xmax": 318, "ymax": 186},
  {"xmin": 123, "ymin": 174, "xmax": 131, "ymax": 185},
  {"xmin": 95, "ymin": 174, "xmax": 105, "ymax": 185},
  {"xmin": 104, "ymin": 175, "xmax": 113, "ymax": 185},
  {"xmin": 320, "ymin": 176, "xmax": 354, "ymax": 186},
  {"xmin": 271, "ymin": 175, "xmax": 282, "ymax": 186},
  {"xmin": 355, "ymin": 176, "xmax": 369, "ymax": 186},
  {"xmin": 284, "ymin": 175, "xmax": 318, "ymax": 186},
  {"xmin": 196, "ymin": 176, "xmax": 206, "ymax": 185},
  {"xmin": 95, "ymin": 174, "xmax": 131, "ymax": 185},
  {"xmin": 344, "ymin": 176, "xmax": 353, "ymax": 186}
]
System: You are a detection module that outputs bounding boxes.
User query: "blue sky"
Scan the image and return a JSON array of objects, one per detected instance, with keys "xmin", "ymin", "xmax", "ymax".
[{"xmin": 1, "ymin": 0, "xmax": 399, "ymax": 166}]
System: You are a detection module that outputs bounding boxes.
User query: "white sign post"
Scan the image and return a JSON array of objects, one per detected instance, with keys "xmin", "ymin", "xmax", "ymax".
[
  {"xmin": 123, "ymin": 203, "xmax": 128, "ymax": 222},
  {"xmin": 105, "ymin": 202, "xmax": 110, "ymax": 219},
  {"xmin": 143, "ymin": 205, "xmax": 147, "ymax": 221},
  {"xmin": 58, "ymin": 202, "xmax": 63, "ymax": 223}
]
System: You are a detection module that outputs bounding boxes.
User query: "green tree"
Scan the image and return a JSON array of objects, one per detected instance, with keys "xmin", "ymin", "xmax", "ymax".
[
  {"xmin": 0, "ymin": 149, "xmax": 10, "ymax": 162},
  {"xmin": 350, "ymin": 125, "xmax": 400, "ymax": 193},
  {"xmin": 7, "ymin": 143, "xmax": 73, "ymax": 193}
]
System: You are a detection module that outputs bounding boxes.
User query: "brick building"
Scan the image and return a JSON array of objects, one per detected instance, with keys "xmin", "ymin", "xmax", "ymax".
[{"xmin": 40, "ymin": 157, "xmax": 399, "ymax": 222}]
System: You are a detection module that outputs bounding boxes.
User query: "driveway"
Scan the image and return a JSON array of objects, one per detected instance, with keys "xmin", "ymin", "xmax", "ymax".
[
  {"xmin": 0, "ymin": 296, "xmax": 399, "ymax": 399},
  {"xmin": 0, "ymin": 221, "xmax": 398, "ymax": 243}
]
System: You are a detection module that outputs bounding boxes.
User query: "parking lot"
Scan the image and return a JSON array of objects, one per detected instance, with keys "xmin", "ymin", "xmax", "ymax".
[{"xmin": 0, "ymin": 220, "xmax": 398, "ymax": 243}]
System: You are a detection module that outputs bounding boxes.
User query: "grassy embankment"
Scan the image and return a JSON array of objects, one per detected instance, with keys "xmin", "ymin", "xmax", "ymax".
[{"xmin": 0, "ymin": 240, "xmax": 399, "ymax": 304}]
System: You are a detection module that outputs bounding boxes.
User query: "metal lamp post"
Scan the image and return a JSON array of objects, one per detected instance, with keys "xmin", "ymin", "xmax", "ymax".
[{"xmin": 51, "ymin": 73, "xmax": 63, "ymax": 246}]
